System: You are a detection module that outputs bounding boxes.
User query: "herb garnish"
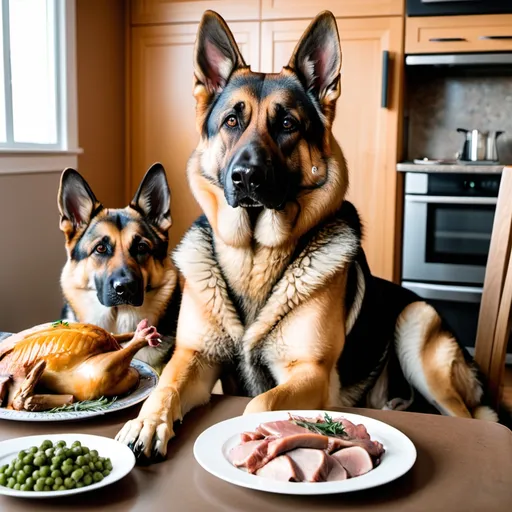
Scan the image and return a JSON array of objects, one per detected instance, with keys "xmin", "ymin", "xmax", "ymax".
[
  {"xmin": 48, "ymin": 396, "xmax": 117, "ymax": 413},
  {"xmin": 291, "ymin": 413, "xmax": 346, "ymax": 437},
  {"xmin": 51, "ymin": 320, "xmax": 69, "ymax": 328}
]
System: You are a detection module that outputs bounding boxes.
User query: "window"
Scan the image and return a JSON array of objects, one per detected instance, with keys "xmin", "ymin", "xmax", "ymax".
[{"xmin": 0, "ymin": 0, "xmax": 78, "ymax": 173}]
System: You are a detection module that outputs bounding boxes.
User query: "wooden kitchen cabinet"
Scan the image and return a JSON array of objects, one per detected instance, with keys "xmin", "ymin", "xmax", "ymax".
[
  {"xmin": 261, "ymin": 0, "xmax": 404, "ymax": 19},
  {"xmin": 406, "ymin": 14, "xmax": 512, "ymax": 54},
  {"xmin": 130, "ymin": 0, "xmax": 260, "ymax": 25},
  {"xmin": 261, "ymin": 17, "xmax": 404, "ymax": 281},
  {"xmin": 129, "ymin": 22, "xmax": 260, "ymax": 248}
]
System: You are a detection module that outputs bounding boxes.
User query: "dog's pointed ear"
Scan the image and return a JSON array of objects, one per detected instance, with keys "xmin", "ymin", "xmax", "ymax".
[
  {"xmin": 193, "ymin": 10, "xmax": 246, "ymax": 105},
  {"xmin": 287, "ymin": 11, "xmax": 341, "ymax": 121},
  {"xmin": 58, "ymin": 168, "xmax": 102, "ymax": 240},
  {"xmin": 131, "ymin": 163, "xmax": 172, "ymax": 234}
]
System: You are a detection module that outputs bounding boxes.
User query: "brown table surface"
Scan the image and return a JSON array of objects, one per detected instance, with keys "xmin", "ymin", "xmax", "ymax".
[{"xmin": 0, "ymin": 395, "xmax": 511, "ymax": 512}]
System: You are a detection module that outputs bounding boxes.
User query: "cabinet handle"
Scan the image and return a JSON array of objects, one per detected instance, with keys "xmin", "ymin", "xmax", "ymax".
[
  {"xmin": 428, "ymin": 37, "xmax": 467, "ymax": 42},
  {"xmin": 381, "ymin": 50, "xmax": 389, "ymax": 109},
  {"xmin": 479, "ymin": 35, "xmax": 512, "ymax": 40}
]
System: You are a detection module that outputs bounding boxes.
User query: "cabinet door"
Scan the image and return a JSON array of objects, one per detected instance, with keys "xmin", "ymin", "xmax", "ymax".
[
  {"xmin": 131, "ymin": 0, "xmax": 260, "ymax": 25},
  {"xmin": 406, "ymin": 14, "xmax": 512, "ymax": 54},
  {"xmin": 261, "ymin": 17, "xmax": 404, "ymax": 282},
  {"xmin": 261, "ymin": 0, "xmax": 404, "ymax": 19},
  {"xmin": 130, "ymin": 23, "xmax": 260, "ymax": 248}
]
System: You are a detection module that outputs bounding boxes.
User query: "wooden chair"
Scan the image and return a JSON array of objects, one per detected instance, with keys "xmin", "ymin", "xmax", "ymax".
[{"xmin": 474, "ymin": 166, "xmax": 512, "ymax": 408}]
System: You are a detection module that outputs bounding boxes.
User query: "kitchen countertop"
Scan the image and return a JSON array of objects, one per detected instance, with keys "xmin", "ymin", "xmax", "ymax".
[{"xmin": 397, "ymin": 162, "xmax": 505, "ymax": 174}]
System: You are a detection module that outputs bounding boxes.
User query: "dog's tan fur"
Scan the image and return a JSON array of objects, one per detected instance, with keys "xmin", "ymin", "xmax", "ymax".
[{"xmin": 116, "ymin": 10, "xmax": 499, "ymax": 461}]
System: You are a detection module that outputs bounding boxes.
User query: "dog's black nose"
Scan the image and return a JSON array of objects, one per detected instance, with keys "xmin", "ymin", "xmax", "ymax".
[
  {"xmin": 113, "ymin": 278, "xmax": 138, "ymax": 298},
  {"xmin": 231, "ymin": 165, "xmax": 264, "ymax": 192}
]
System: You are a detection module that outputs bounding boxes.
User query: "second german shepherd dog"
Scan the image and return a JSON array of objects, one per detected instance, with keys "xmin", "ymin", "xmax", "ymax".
[{"xmin": 113, "ymin": 10, "xmax": 508, "ymax": 461}]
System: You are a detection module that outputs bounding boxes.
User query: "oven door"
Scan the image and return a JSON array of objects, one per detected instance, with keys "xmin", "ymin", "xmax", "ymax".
[{"xmin": 402, "ymin": 195, "xmax": 496, "ymax": 285}]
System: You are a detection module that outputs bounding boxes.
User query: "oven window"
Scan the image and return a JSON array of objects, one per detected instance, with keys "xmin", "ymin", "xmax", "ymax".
[{"xmin": 426, "ymin": 204, "xmax": 495, "ymax": 266}]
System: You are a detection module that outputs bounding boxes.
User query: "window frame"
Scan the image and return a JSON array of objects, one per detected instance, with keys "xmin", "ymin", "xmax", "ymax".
[{"xmin": 0, "ymin": 0, "xmax": 80, "ymax": 175}]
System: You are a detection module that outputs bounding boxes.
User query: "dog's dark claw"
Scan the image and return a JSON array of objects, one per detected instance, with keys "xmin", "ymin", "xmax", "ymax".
[
  {"xmin": 127, "ymin": 440, "xmax": 136, "ymax": 451},
  {"xmin": 133, "ymin": 441, "xmax": 144, "ymax": 458}
]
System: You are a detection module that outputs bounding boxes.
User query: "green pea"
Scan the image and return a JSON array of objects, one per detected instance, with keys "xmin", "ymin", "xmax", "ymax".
[
  {"xmin": 40, "ymin": 440, "xmax": 53, "ymax": 451},
  {"xmin": 102, "ymin": 470, "xmax": 111, "ymax": 477},
  {"xmin": 104, "ymin": 459, "xmax": 113, "ymax": 471},
  {"xmin": 76, "ymin": 455, "xmax": 86, "ymax": 466},
  {"xmin": 32, "ymin": 470, "xmax": 40, "ymax": 480},
  {"xmin": 33, "ymin": 456, "xmax": 45, "ymax": 467},
  {"xmin": 90, "ymin": 450, "xmax": 99, "ymax": 458},
  {"xmin": 71, "ymin": 441, "xmax": 81, "ymax": 448},
  {"xmin": 82, "ymin": 466, "xmax": 90, "ymax": 475},
  {"xmin": 25, "ymin": 477, "xmax": 34, "ymax": 488},
  {"xmin": 44, "ymin": 448, "xmax": 55, "ymax": 458},
  {"xmin": 29, "ymin": 446, "xmax": 38, "ymax": 454},
  {"xmin": 50, "ymin": 464, "xmax": 58, "ymax": 472},
  {"xmin": 64, "ymin": 449, "xmax": 73, "ymax": 458},
  {"xmin": 51, "ymin": 470, "xmax": 61, "ymax": 478},
  {"xmin": 76, "ymin": 482, "xmax": 84, "ymax": 488},
  {"xmin": 83, "ymin": 474, "xmax": 92, "ymax": 486},
  {"xmin": 54, "ymin": 476, "xmax": 63, "ymax": 486},
  {"xmin": 13, "ymin": 483, "xmax": 21, "ymax": 490},
  {"xmin": 14, "ymin": 461, "xmax": 23, "ymax": 471},
  {"xmin": 52, "ymin": 484, "xmax": 60, "ymax": 491},
  {"xmin": 40, "ymin": 466, "xmax": 51, "ymax": 478},
  {"xmin": 81, "ymin": 446, "xmax": 90, "ymax": 455},
  {"xmin": 34, "ymin": 483, "xmax": 44, "ymax": 491},
  {"xmin": 82, "ymin": 454, "xmax": 91, "ymax": 464},
  {"xmin": 23, "ymin": 465, "xmax": 33, "ymax": 474},
  {"xmin": 45, "ymin": 477, "xmax": 54, "ymax": 486},
  {"xmin": 59, "ymin": 485, "xmax": 66, "ymax": 490},
  {"xmin": 56, "ymin": 441, "xmax": 66, "ymax": 448},
  {"xmin": 0, "ymin": 464, "xmax": 7, "ymax": 473},
  {"xmin": 94, "ymin": 461, "xmax": 103, "ymax": 471},
  {"xmin": 0, "ymin": 474, "xmax": 7, "ymax": 486},
  {"xmin": 92, "ymin": 471, "xmax": 103, "ymax": 483},
  {"xmin": 88, "ymin": 462, "xmax": 95, "ymax": 471},
  {"xmin": 72, "ymin": 446, "xmax": 82, "ymax": 456},
  {"xmin": 17, "ymin": 450, "xmax": 27, "ymax": 460},
  {"xmin": 51, "ymin": 455, "xmax": 62, "ymax": 466},
  {"xmin": 55, "ymin": 448, "xmax": 66, "ymax": 457},
  {"xmin": 43, "ymin": 485, "xmax": 51, "ymax": 491},
  {"xmin": 4, "ymin": 467, "xmax": 13, "ymax": 477},
  {"xmin": 6, "ymin": 477, "xmax": 15, "ymax": 488},
  {"xmin": 64, "ymin": 457, "xmax": 74, "ymax": 466},
  {"xmin": 64, "ymin": 477, "xmax": 75, "ymax": 489},
  {"xmin": 16, "ymin": 472, "xmax": 26, "ymax": 484},
  {"xmin": 20, "ymin": 484, "xmax": 31, "ymax": 492},
  {"xmin": 61, "ymin": 465, "xmax": 73, "ymax": 476},
  {"xmin": 22, "ymin": 454, "xmax": 34, "ymax": 465},
  {"xmin": 36, "ymin": 477, "xmax": 46, "ymax": 486},
  {"xmin": 71, "ymin": 469, "xmax": 84, "ymax": 482}
]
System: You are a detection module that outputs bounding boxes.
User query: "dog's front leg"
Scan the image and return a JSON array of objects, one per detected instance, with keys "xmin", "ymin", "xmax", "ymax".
[
  {"xmin": 244, "ymin": 362, "xmax": 331, "ymax": 415},
  {"xmin": 116, "ymin": 346, "xmax": 219, "ymax": 461}
]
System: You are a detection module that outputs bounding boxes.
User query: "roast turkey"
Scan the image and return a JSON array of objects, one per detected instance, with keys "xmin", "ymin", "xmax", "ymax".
[{"xmin": 0, "ymin": 319, "xmax": 161, "ymax": 411}]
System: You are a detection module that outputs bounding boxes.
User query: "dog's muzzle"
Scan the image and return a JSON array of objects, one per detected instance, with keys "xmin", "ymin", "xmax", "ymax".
[{"xmin": 96, "ymin": 269, "xmax": 144, "ymax": 307}]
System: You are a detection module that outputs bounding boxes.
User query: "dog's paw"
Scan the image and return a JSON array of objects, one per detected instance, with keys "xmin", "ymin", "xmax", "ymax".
[{"xmin": 115, "ymin": 415, "xmax": 174, "ymax": 464}]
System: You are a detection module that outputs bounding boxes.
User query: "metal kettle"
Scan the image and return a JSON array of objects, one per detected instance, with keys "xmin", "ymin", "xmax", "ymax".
[{"xmin": 457, "ymin": 128, "xmax": 504, "ymax": 162}]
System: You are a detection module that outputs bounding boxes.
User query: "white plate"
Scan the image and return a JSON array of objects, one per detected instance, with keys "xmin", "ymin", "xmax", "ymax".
[
  {"xmin": 0, "ymin": 360, "xmax": 158, "ymax": 422},
  {"xmin": 0, "ymin": 433, "xmax": 135, "ymax": 498},
  {"xmin": 194, "ymin": 410, "xmax": 417, "ymax": 495}
]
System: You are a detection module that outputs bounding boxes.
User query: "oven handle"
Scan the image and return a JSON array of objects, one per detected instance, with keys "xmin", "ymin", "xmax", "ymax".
[
  {"xmin": 405, "ymin": 195, "xmax": 497, "ymax": 205},
  {"xmin": 402, "ymin": 281, "xmax": 483, "ymax": 304}
]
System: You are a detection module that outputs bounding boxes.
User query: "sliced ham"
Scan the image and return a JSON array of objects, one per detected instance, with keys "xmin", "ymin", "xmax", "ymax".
[
  {"xmin": 332, "ymin": 417, "xmax": 371, "ymax": 440},
  {"xmin": 331, "ymin": 446, "xmax": 373, "ymax": 477},
  {"xmin": 240, "ymin": 431, "xmax": 264, "ymax": 443},
  {"xmin": 286, "ymin": 448, "xmax": 330, "ymax": 482},
  {"xmin": 257, "ymin": 420, "xmax": 312, "ymax": 437},
  {"xmin": 326, "ymin": 456, "xmax": 348, "ymax": 482},
  {"xmin": 256, "ymin": 455, "xmax": 299, "ymax": 482},
  {"xmin": 228, "ymin": 438, "xmax": 271, "ymax": 469},
  {"xmin": 329, "ymin": 437, "xmax": 385, "ymax": 458}
]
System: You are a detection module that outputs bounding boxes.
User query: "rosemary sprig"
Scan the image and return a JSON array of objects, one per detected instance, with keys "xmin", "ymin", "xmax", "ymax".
[
  {"xmin": 48, "ymin": 396, "xmax": 117, "ymax": 413},
  {"xmin": 291, "ymin": 413, "xmax": 346, "ymax": 437},
  {"xmin": 51, "ymin": 320, "xmax": 69, "ymax": 328}
]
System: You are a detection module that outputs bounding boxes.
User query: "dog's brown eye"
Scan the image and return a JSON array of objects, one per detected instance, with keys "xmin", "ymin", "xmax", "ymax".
[
  {"xmin": 225, "ymin": 115, "xmax": 238, "ymax": 128},
  {"xmin": 137, "ymin": 242, "xmax": 150, "ymax": 254},
  {"xmin": 95, "ymin": 244, "xmax": 107, "ymax": 254},
  {"xmin": 282, "ymin": 117, "xmax": 296, "ymax": 131}
]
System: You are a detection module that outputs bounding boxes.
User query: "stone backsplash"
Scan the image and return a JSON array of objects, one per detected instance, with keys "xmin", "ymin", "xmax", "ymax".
[{"xmin": 406, "ymin": 74, "xmax": 512, "ymax": 164}]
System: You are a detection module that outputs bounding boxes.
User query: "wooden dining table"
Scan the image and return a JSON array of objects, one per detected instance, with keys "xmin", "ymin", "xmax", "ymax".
[{"xmin": 0, "ymin": 392, "xmax": 510, "ymax": 512}]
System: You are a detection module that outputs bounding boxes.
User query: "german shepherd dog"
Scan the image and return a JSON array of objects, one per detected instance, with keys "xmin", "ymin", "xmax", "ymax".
[
  {"xmin": 58, "ymin": 164, "xmax": 179, "ymax": 370},
  {"xmin": 116, "ymin": 10, "xmax": 508, "ymax": 462}
]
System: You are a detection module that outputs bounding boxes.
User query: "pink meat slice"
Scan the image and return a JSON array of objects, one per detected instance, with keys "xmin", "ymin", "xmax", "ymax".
[
  {"xmin": 331, "ymin": 446, "xmax": 374, "ymax": 477},
  {"xmin": 326, "ymin": 456, "xmax": 348, "ymax": 481},
  {"xmin": 228, "ymin": 439, "xmax": 271, "ymax": 468},
  {"xmin": 240, "ymin": 431, "xmax": 265, "ymax": 443},
  {"xmin": 257, "ymin": 420, "xmax": 313, "ymax": 437},
  {"xmin": 286, "ymin": 448, "xmax": 330, "ymax": 482},
  {"xmin": 256, "ymin": 455, "xmax": 299, "ymax": 482},
  {"xmin": 330, "ymin": 437, "xmax": 384, "ymax": 458},
  {"xmin": 332, "ymin": 417, "xmax": 371, "ymax": 440}
]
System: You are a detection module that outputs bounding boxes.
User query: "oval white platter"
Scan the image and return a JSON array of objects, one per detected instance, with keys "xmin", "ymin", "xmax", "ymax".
[
  {"xmin": 194, "ymin": 410, "xmax": 417, "ymax": 495},
  {"xmin": 0, "ymin": 433, "xmax": 135, "ymax": 498},
  {"xmin": 0, "ymin": 360, "xmax": 158, "ymax": 422}
]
